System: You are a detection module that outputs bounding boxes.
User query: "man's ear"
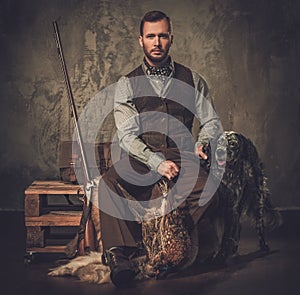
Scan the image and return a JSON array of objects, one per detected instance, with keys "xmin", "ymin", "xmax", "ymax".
[
  {"xmin": 170, "ymin": 34, "xmax": 174, "ymax": 45},
  {"xmin": 139, "ymin": 36, "xmax": 143, "ymax": 48}
]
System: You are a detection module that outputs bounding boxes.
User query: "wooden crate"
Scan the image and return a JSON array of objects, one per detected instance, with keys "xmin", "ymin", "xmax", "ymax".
[{"xmin": 24, "ymin": 180, "xmax": 84, "ymax": 253}]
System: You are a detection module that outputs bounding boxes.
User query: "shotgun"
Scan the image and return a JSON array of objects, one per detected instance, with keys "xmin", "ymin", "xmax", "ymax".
[{"xmin": 53, "ymin": 20, "xmax": 96, "ymax": 257}]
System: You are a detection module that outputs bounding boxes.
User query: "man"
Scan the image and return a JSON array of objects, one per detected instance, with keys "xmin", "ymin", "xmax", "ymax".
[{"xmin": 98, "ymin": 10, "xmax": 222, "ymax": 287}]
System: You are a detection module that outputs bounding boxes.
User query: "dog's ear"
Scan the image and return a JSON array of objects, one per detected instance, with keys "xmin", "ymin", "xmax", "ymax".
[
  {"xmin": 238, "ymin": 133, "xmax": 256, "ymax": 163},
  {"xmin": 244, "ymin": 135, "xmax": 261, "ymax": 167},
  {"xmin": 230, "ymin": 132, "xmax": 242, "ymax": 156}
]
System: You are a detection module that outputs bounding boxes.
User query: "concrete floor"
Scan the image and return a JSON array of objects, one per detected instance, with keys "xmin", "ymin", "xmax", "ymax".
[{"xmin": 1, "ymin": 210, "xmax": 299, "ymax": 295}]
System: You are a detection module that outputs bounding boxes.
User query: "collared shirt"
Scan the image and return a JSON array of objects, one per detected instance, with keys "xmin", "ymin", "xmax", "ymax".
[{"xmin": 113, "ymin": 57, "xmax": 222, "ymax": 171}]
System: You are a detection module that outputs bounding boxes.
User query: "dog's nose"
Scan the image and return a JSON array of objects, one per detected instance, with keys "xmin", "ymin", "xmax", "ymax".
[{"xmin": 216, "ymin": 148, "xmax": 226, "ymax": 157}]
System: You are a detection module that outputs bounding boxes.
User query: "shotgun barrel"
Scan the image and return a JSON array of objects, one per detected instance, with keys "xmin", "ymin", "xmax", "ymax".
[{"xmin": 52, "ymin": 20, "xmax": 91, "ymax": 184}]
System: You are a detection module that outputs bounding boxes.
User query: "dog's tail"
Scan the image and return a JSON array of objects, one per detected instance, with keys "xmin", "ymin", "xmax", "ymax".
[
  {"xmin": 260, "ymin": 180, "xmax": 283, "ymax": 230},
  {"xmin": 244, "ymin": 175, "xmax": 282, "ymax": 231},
  {"xmin": 242, "ymin": 135, "xmax": 282, "ymax": 230}
]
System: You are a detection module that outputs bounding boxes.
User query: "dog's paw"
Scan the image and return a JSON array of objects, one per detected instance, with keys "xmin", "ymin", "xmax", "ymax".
[
  {"xmin": 211, "ymin": 251, "xmax": 228, "ymax": 266},
  {"xmin": 212, "ymin": 250, "xmax": 239, "ymax": 266},
  {"xmin": 259, "ymin": 242, "xmax": 270, "ymax": 253}
]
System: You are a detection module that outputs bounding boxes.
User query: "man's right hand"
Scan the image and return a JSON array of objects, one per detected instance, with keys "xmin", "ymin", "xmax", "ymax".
[{"xmin": 157, "ymin": 160, "xmax": 179, "ymax": 180}]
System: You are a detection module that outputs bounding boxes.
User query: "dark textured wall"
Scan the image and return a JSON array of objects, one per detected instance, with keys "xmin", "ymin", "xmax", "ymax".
[{"xmin": 0, "ymin": 0, "xmax": 299, "ymax": 210}]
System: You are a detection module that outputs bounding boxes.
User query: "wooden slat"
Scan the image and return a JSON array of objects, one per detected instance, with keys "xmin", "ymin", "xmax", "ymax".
[
  {"xmin": 26, "ymin": 245, "xmax": 67, "ymax": 253},
  {"xmin": 25, "ymin": 212, "xmax": 81, "ymax": 226},
  {"xmin": 25, "ymin": 180, "xmax": 84, "ymax": 195}
]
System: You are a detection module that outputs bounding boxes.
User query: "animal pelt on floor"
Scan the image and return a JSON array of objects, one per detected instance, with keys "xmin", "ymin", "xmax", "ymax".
[{"xmin": 48, "ymin": 251, "xmax": 110, "ymax": 284}]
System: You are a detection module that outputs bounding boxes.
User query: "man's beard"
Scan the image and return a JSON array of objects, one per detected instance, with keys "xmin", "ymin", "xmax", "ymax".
[{"xmin": 143, "ymin": 47, "xmax": 170, "ymax": 64}]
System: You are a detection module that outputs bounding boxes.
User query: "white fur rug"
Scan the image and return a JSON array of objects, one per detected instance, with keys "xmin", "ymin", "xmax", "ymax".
[{"xmin": 48, "ymin": 252, "xmax": 111, "ymax": 284}]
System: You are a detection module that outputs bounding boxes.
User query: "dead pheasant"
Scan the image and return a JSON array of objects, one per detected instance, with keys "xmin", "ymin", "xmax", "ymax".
[{"xmin": 118, "ymin": 180, "xmax": 197, "ymax": 278}]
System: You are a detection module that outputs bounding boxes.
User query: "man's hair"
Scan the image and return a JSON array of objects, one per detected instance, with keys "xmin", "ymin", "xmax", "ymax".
[{"xmin": 140, "ymin": 10, "xmax": 172, "ymax": 36}]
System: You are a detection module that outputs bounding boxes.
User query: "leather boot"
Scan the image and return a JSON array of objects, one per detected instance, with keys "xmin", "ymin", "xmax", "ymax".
[{"xmin": 103, "ymin": 247, "xmax": 136, "ymax": 288}]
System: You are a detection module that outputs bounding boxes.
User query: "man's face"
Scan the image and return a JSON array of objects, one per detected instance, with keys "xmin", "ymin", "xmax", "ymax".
[{"xmin": 139, "ymin": 18, "xmax": 173, "ymax": 66}]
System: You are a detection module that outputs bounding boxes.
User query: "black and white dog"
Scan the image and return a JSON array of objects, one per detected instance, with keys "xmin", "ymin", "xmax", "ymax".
[{"xmin": 203, "ymin": 131, "xmax": 282, "ymax": 264}]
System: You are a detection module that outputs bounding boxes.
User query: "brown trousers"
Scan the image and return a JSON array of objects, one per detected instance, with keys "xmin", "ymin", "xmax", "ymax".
[{"xmin": 98, "ymin": 148, "xmax": 217, "ymax": 250}]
